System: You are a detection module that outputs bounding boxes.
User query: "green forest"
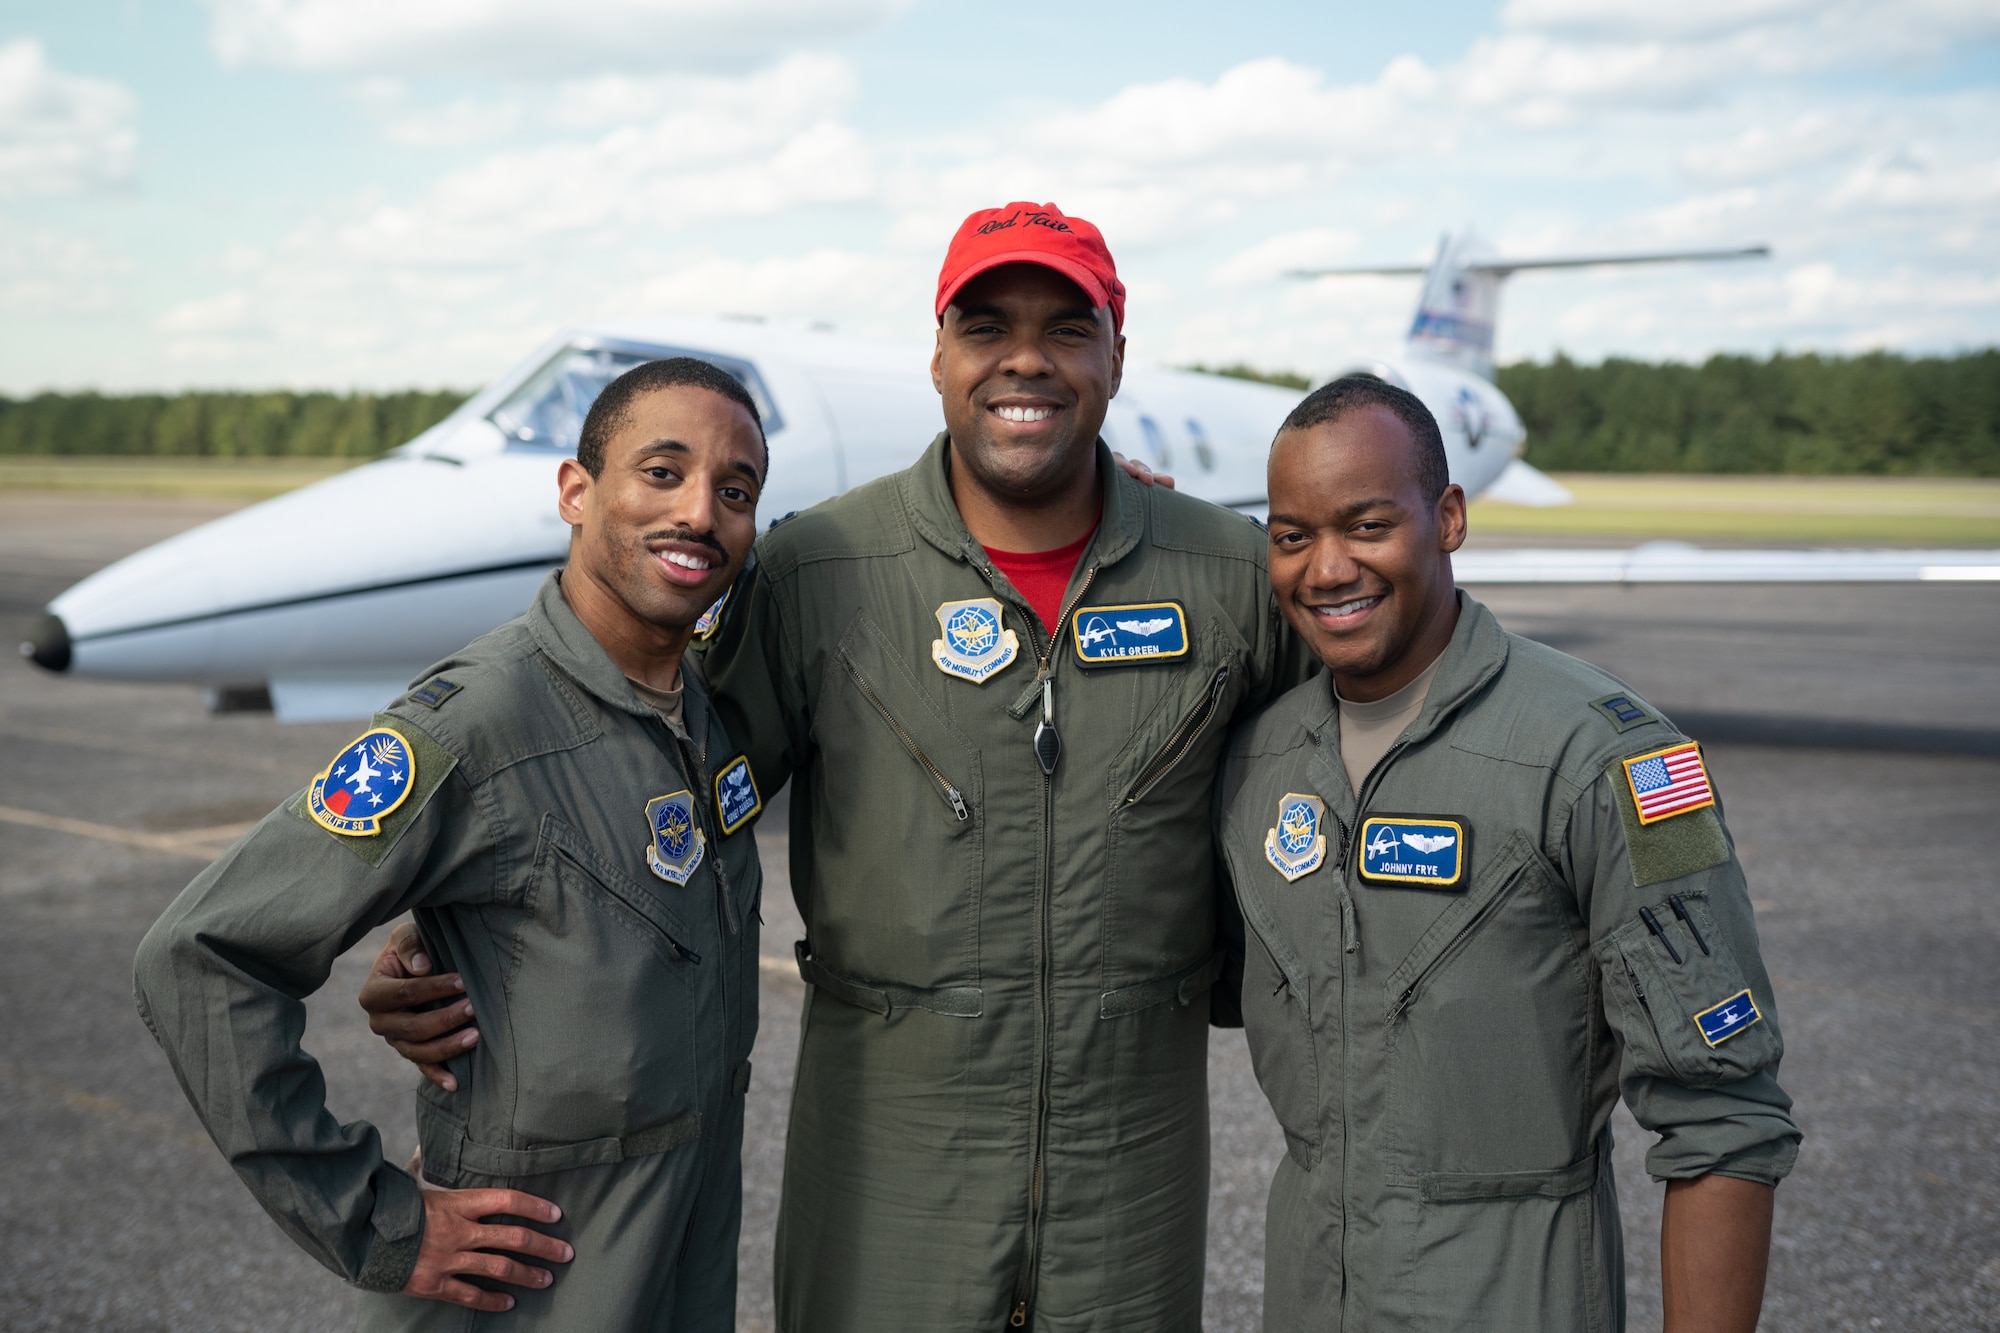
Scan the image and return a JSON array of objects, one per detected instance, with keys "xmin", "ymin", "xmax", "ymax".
[
  {"xmin": 1, "ymin": 349, "xmax": 1995, "ymax": 473},
  {"xmin": 1496, "ymin": 350, "xmax": 2000, "ymax": 475},
  {"xmin": 0, "ymin": 389, "xmax": 469, "ymax": 460}
]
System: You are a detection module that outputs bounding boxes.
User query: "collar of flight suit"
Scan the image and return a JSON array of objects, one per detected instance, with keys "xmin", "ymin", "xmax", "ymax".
[
  {"xmin": 900, "ymin": 430, "xmax": 1148, "ymax": 578},
  {"xmin": 1303, "ymin": 588, "xmax": 1511, "ymax": 766},
  {"xmin": 527, "ymin": 570, "xmax": 713, "ymax": 755}
]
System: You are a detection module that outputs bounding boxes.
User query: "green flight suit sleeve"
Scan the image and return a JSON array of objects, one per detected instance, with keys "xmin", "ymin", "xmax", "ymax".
[
  {"xmin": 1566, "ymin": 763, "xmax": 1802, "ymax": 1186},
  {"xmin": 1210, "ymin": 764, "xmax": 1247, "ymax": 1030},
  {"xmin": 132, "ymin": 730, "xmax": 488, "ymax": 1293},
  {"xmin": 694, "ymin": 554, "xmax": 813, "ymax": 805}
]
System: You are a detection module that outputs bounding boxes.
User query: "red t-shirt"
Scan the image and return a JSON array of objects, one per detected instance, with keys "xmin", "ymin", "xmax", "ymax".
[{"xmin": 983, "ymin": 526, "xmax": 1096, "ymax": 633}]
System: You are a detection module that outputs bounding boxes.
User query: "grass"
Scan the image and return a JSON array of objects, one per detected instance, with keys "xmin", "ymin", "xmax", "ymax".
[
  {"xmin": 0, "ymin": 455, "xmax": 368, "ymax": 500},
  {"xmin": 6, "ymin": 456, "xmax": 1999, "ymax": 545},
  {"xmin": 1472, "ymin": 474, "xmax": 2000, "ymax": 545}
]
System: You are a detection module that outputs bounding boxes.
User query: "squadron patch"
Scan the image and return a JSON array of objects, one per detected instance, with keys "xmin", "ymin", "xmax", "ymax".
[
  {"xmin": 1622, "ymin": 742, "xmax": 1716, "ymax": 825},
  {"xmin": 1358, "ymin": 816, "xmax": 1467, "ymax": 889},
  {"xmin": 693, "ymin": 588, "xmax": 730, "ymax": 641},
  {"xmin": 1071, "ymin": 602, "xmax": 1189, "ymax": 666},
  {"xmin": 1694, "ymin": 988, "xmax": 1764, "ymax": 1047},
  {"xmin": 931, "ymin": 598, "xmax": 1019, "ymax": 684},
  {"xmin": 1264, "ymin": 793, "xmax": 1328, "ymax": 881},
  {"xmin": 645, "ymin": 790, "xmax": 706, "ymax": 885},
  {"xmin": 308, "ymin": 728, "xmax": 417, "ymax": 836},
  {"xmin": 713, "ymin": 755, "xmax": 762, "ymax": 835}
]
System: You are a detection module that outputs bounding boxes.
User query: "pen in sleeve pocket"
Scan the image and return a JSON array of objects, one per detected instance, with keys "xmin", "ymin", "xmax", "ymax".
[{"xmin": 1639, "ymin": 905, "xmax": 1683, "ymax": 965}]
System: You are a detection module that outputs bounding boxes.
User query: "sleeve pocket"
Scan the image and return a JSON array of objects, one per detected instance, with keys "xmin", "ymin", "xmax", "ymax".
[{"xmin": 1597, "ymin": 891, "xmax": 1782, "ymax": 1088}]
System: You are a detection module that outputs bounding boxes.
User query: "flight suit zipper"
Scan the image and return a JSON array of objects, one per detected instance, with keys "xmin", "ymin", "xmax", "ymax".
[
  {"xmin": 1121, "ymin": 665, "xmax": 1231, "ymax": 805},
  {"xmin": 1008, "ymin": 561, "xmax": 1100, "ymax": 1328},
  {"xmin": 841, "ymin": 660, "xmax": 971, "ymax": 820}
]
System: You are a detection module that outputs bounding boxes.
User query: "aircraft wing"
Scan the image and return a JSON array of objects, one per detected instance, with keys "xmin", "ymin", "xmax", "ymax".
[{"xmin": 1455, "ymin": 544, "xmax": 2000, "ymax": 584}]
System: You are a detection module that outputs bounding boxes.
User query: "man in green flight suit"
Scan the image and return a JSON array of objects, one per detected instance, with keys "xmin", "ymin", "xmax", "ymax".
[
  {"xmin": 365, "ymin": 201, "xmax": 1316, "ymax": 1330},
  {"xmin": 133, "ymin": 358, "xmax": 771, "ymax": 1329},
  {"xmin": 706, "ymin": 202, "xmax": 1314, "ymax": 1331},
  {"xmin": 1215, "ymin": 376, "xmax": 1800, "ymax": 1331}
]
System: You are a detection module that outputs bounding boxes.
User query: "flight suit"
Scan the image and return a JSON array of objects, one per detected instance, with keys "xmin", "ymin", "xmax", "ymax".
[
  {"xmin": 133, "ymin": 573, "xmax": 761, "ymax": 1331},
  {"xmin": 1214, "ymin": 594, "xmax": 1801, "ymax": 1332},
  {"xmin": 698, "ymin": 435, "xmax": 1314, "ymax": 1331}
]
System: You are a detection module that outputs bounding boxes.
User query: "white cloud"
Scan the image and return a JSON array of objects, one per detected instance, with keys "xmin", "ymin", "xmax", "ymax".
[
  {"xmin": 203, "ymin": 0, "xmax": 910, "ymax": 76},
  {"xmin": 0, "ymin": 224, "xmax": 132, "ymax": 315},
  {"xmin": 0, "ymin": 39, "xmax": 138, "ymax": 197}
]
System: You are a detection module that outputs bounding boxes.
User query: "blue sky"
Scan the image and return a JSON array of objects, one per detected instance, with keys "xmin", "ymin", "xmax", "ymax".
[{"xmin": 3, "ymin": 0, "xmax": 1997, "ymax": 392}]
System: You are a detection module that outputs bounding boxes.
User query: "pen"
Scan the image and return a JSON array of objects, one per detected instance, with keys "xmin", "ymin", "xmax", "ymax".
[
  {"xmin": 1639, "ymin": 906, "xmax": 1683, "ymax": 965},
  {"xmin": 1666, "ymin": 894, "xmax": 1710, "ymax": 956}
]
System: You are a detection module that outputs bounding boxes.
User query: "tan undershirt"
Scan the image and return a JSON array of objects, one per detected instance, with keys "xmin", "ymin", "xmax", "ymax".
[
  {"xmin": 1335, "ymin": 652, "xmax": 1444, "ymax": 795},
  {"xmin": 626, "ymin": 674, "xmax": 686, "ymax": 733}
]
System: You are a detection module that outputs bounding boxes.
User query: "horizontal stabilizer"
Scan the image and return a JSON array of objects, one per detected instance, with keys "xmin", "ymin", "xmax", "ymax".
[
  {"xmin": 1480, "ymin": 461, "xmax": 1573, "ymax": 508},
  {"xmin": 1287, "ymin": 245, "xmax": 1768, "ymax": 281}
]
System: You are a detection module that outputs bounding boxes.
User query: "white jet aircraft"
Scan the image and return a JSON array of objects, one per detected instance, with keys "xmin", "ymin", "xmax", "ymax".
[{"xmin": 24, "ymin": 228, "xmax": 2000, "ymax": 720}]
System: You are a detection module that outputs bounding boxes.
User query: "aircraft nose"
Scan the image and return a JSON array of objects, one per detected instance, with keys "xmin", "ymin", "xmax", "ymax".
[{"xmin": 21, "ymin": 611, "xmax": 71, "ymax": 673}]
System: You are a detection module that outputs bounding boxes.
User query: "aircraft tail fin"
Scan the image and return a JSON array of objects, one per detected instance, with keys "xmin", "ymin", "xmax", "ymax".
[{"xmin": 1406, "ymin": 231, "xmax": 1504, "ymax": 379}]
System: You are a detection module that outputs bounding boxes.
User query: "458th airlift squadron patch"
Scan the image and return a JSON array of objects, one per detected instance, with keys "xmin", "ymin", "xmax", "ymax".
[
  {"xmin": 1265, "ymin": 793, "xmax": 1328, "ymax": 881},
  {"xmin": 308, "ymin": 728, "xmax": 416, "ymax": 836}
]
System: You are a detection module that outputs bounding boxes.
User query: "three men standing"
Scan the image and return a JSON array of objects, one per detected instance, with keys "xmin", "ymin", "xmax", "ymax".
[{"xmin": 142, "ymin": 200, "xmax": 1796, "ymax": 1331}]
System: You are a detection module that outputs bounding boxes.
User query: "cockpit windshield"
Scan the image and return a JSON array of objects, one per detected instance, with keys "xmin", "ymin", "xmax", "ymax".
[{"xmin": 487, "ymin": 339, "xmax": 783, "ymax": 453}]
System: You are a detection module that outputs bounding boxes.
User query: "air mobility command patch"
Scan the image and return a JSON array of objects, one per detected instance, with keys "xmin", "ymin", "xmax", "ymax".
[
  {"xmin": 931, "ymin": 598, "xmax": 1019, "ymax": 683},
  {"xmin": 1694, "ymin": 988, "xmax": 1763, "ymax": 1047},
  {"xmin": 1071, "ymin": 602, "xmax": 1189, "ymax": 666},
  {"xmin": 1265, "ymin": 793, "xmax": 1328, "ymax": 881},
  {"xmin": 1622, "ymin": 742, "xmax": 1717, "ymax": 824},
  {"xmin": 1358, "ymin": 816, "xmax": 1468, "ymax": 889},
  {"xmin": 309, "ymin": 728, "xmax": 417, "ymax": 836},
  {"xmin": 646, "ymin": 790, "xmax": 705, "ymax": 885},
  {"xmin": 713, "ymin": 755, "xmax": 762, "ymax": 835},
  {"xmin": 694, "ymin": 587, "xmax": 730, "ymax": 641}
]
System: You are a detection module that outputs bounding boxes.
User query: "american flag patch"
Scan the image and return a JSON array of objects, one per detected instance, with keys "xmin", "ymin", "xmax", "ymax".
[{"xmin": 1622, "ymin": 742, "xmax": 1716, "ymax": 825}]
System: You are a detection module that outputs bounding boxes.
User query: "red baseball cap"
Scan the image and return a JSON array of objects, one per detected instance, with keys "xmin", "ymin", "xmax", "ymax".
[{"xmin": 935, "ymin": 202, "xmax": 1126, "ymax": 331}]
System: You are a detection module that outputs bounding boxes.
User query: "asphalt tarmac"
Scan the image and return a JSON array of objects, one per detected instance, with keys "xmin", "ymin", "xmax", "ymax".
[{"xmin": 2, "ymin": 494, "xmax": 1996, "ymax": 1332}]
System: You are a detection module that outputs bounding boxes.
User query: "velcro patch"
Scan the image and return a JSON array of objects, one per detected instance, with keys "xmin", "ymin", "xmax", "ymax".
[
  {"xmin": 408, "ymin": 677, "xmax": 462, "ymax": 710},
  {"xmin": 1358, "ymin": 815, "xmax": 1468, "ymax": 889},
  {"xmin": 694, "ymin": 588, "xmax": 730, "ymax": 641},
  {"xmin": 1590, "ymin": 691, "xmax": 1654, "ymax": 732},
  {"xmin": 1608, "ymin": 751, "xmax": 1731, "ymax": 888},
  {"xmin": 1694, "ymin": 988, "xmax": 1763, "ymax": 1047},
  {"xmin": 1623, "ymin": 742, "xmax": 1717, "ymax": 825},
  {"xmin": 1072, "ymin": 602, "xmax": 1189, "ymax": 666},
  {"xmin": 713, "ymin": 755, "xmax": 762, "ymax": 835},
  {"xmin": 290, "ymin": 718, "xmax": 455, "ymax": 867}
]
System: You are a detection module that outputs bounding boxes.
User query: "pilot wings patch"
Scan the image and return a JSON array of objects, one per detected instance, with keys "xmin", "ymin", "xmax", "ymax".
[{"xmin": 1072, "ymin": 601, "xmax": 1189, "ymax": 666}]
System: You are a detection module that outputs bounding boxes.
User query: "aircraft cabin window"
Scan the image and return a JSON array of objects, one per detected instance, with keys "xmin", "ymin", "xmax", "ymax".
[
  {"xmin": 1138, "ymin": 415, "xmax": 1172, "ymax": 469},
  {"xmin": 488, "ymin": 340, "xmax": 783, "ymax": 453},
  {"xmin": 1186, "ymin": 418, "xmax": 1216, "ymax": 471}
]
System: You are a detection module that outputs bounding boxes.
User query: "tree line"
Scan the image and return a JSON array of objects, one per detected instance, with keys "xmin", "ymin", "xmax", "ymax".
[
  {"xmin": 1196, "ymin": 349, "xmax": 2000, "ymax": 475},
  {"xmin": 0, "ymin": 389, "xmax": 470, "ymax": 459},
  {"xmin": 1496, "ymin": 350, "xmax": 2000, "ymax": 475},
  {"xmin": 3, "ymin": 349, "xmax": 1995, "ymax": 473}
]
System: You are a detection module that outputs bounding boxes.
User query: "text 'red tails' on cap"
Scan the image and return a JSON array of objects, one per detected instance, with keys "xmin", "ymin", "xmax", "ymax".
[{"xmin": 935, "ymin": 202, "xmax": 1126, "ymax": 332}]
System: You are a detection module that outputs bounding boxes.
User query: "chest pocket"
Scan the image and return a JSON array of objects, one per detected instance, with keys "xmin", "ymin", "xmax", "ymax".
[
  {"xmin": 1224, "ymin": 824, "xmax": 1325, "ymax": 1166},
  {"xmin": 810, "ymin": 611, "xmax": 984, "ymax": 990},
  {"xmin": 502, "ymin": 813, "xmax": 702, "ymax": 1143},
  {"xmin": 1379, "ymin": 832, "xmax": 1596, "ymax": 1176},
  {"xmin": 1598, "ymin": 888, "xmax": 1783, "ymax": 1087}
]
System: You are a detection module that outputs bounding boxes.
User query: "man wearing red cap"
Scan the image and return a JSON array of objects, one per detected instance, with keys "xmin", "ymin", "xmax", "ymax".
[
  {"xmin": 696, "ymin": 200, "xmax": 1309, "ymax": 1330},
  {"xmin": 366, "ymin": 201, "xmax": 1313, "ymax": 1329}
]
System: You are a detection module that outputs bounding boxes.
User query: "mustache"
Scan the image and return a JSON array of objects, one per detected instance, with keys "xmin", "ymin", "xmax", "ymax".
[{"xmin": 644, "ymin": 526, "xmax": 729, "ymax": 561}]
